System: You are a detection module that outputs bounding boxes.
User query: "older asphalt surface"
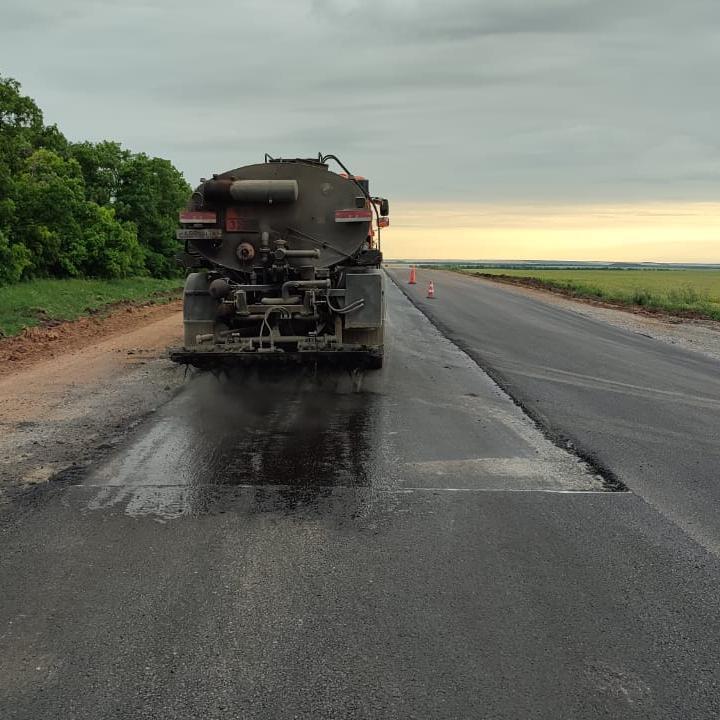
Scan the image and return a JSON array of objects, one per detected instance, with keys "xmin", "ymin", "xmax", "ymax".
[
  {"xmin": 388, "ymin": 267, "xmax": 720, "ymax": 555},
  {"xmin": 2, "ymin": 276, "xmax": 720, "ymax": 719}
]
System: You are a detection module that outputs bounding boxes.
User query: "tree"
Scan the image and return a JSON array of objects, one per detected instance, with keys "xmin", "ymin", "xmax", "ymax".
[
  {"xmin": 0, "ymin": 76, "xmax": 43, "ymax": 267},
  {"xmin": 12, "ymin": 149, "xmax": 88, "ymax": 277},
  {"xmin": 0, "ymin": 162, "xmax": 16, "ymax": 230},
  {"xmin": 0, "ymin": 74, "xmax": 191, "ymax": 283},
  {"xmin": 115, "ymin": 153, "xmax": 190, "ymax": 277},
  {"xmin": 0, "ymin": 76, "xmax": 46, "ymax": 174},
  {"xmin": 81, "ymin": 204, "xmax": 145, "ymax": 278},
  {"xmin": 0, "ymin": 76, "xmax": 64, "ymax": 281},
  {"xmin": 0, "ymin": 228, "xmax": 31, "ymax": 284},
  {"xmin": 71, "ymin": 140, "xmax": 128, "ymax": 206}
]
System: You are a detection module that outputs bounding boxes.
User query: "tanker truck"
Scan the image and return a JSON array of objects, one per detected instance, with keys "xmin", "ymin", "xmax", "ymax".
[{"xmin": 169, "ymin": 153, "xmax": 389, "ymax": 370}]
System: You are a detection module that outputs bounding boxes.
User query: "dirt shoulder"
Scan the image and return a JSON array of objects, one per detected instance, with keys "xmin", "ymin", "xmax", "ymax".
[
  {"xmin": 456, "ymin": 271, "xmax": 720, "ymax": 363},
  {"xmin": 0, "ymin": 299, "xmax": 182, "ymax": 378},
  {"xmin": 0, "ymin": 303, "xmax": 187, "ymax": 492}
]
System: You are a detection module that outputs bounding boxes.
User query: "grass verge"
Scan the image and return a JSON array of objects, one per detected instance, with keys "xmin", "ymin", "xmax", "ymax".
[
  {"xmin": 456, "ymin": 268, "xmax": 720, "ymax": 321},
  {"xmin": 0, "ymin": 277, "xmax": 183, "ymax": 337}
]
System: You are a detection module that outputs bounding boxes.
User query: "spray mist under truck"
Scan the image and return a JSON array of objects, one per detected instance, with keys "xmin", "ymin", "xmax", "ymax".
[{"xmin": 169, "ymin": 154, "xmax": 390, "ymax": 370}]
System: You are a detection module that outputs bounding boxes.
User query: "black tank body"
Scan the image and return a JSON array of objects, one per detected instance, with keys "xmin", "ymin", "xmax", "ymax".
[{"xmin": 189, "ymin": 159, "xmax": 371, "ymax": 273}]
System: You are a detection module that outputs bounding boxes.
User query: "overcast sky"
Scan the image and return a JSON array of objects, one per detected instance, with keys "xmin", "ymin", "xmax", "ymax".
[{"xmin": 2, "ymin": 1, "xmax": 720, "ymax": 260}]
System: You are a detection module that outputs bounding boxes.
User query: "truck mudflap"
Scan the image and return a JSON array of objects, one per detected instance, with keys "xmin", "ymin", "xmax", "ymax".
[{"xmin": 168, "ymin": 346, "xmax": 383, "ymax": 370}]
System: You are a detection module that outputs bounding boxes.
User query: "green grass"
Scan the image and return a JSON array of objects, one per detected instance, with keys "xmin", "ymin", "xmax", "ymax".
[
  {"xmin": 458, "ymin": 268, "xmax": 720, "ymax": 320},
  {"xmin": 0, "ymin": 277, "xmax": 183, "ymax": 337}
]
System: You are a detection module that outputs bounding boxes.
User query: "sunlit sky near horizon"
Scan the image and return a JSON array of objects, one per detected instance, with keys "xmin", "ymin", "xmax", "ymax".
[
  {"xmin": 387, "ymin": 203, "xmax": 720, "ymax": 262},
  {"xmin": 2, "ymin": 0, "xmax": 720, "ymax": 262}
]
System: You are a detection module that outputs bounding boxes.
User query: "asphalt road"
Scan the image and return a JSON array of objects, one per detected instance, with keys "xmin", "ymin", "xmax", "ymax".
[
  {"xmin": 389, "ymin": 267, "xmax": 720, "ymax": 555},
  {"xmin": 2, "ymin": 279, "xmax": 720, "ymax": 718}
]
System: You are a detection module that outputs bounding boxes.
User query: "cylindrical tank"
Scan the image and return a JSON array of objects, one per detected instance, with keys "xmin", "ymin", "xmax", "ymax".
[{"xmin": 187, "ymin": 159, "xmax": 372, "ymax": 271}]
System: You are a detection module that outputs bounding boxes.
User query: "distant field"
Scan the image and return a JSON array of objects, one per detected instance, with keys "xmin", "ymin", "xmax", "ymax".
[
  {"xmin": 0, "ymin": 277, "xmax": 182, "ymax": 337},
  {"xmin": 460, "ymin": 268, "xmax": 720, "ymax": 320}
]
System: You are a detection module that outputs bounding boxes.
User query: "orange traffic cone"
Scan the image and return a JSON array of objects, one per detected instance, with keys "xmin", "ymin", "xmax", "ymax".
[
  {"xmin": 427, "ymin": 281, "xmax": 435, "ymax": 299},
  {"xmin": 409, "ymin": 265, "xmax": 417, "ymax": 284}
]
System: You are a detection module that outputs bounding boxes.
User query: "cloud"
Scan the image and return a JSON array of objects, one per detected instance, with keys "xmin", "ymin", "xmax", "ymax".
[{"xmin": 1, "ymin": 0, "xmax": 719, "ymax": 204}]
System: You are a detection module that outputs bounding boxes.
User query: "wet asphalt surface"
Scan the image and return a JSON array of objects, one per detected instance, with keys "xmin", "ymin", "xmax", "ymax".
[{"xmin": 2, "ymin": 278, "xmax": 720, "ymax": 718}]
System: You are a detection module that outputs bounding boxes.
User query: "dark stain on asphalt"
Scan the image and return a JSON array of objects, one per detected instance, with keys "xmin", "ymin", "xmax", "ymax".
[
  {"xmin": 1, "ymin": 366, "xmax": 389, "ymax": 521},
  {"xmin": 33, "ymin": 367, "xmax": 395, "ymax": 519},
  {"xmin": 181, "ymin": 369, "xmax": 381, "ymax": 490}
]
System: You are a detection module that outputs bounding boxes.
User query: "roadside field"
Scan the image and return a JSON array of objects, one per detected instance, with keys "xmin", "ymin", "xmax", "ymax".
[
  {"xmin": 460, "ymin": 268, "xmax": 720, "ymax": 320},
  {"xmin": 0, "ymin": 277, "xmax": 183, "ymax": 337}
]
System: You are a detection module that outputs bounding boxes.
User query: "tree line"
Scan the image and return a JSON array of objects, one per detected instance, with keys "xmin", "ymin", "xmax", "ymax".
[{"xmin": 0, "ymin": 75, "xmax": 191, "ymax": 284}]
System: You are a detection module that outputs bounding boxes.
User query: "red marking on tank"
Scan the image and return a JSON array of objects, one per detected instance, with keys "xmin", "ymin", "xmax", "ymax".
[
  {"xmin": 226, "ymin": 207, "xmax": 259, "ymax": 232},
  {"xmin": 179, "ymin": 211, "xmax": 216, "ymax": 224},
  {"xmin": 335, "ymin": 209, "xmax": 372, "ymax": 222}
]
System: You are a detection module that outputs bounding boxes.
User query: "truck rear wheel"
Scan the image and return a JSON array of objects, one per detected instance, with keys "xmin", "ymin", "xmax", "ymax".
[{"xmin": 183, "ymin": 273, "xmax": 217, "ymax": 348}]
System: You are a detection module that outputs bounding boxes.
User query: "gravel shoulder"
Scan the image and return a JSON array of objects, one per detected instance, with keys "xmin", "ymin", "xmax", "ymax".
[
  {"xmin": 0, "ymin": 305, "xmax": 186, "ymax": 492},
  {"xmin": 459, "ymin": 272, "xmax": 720, "ymax": 362}
]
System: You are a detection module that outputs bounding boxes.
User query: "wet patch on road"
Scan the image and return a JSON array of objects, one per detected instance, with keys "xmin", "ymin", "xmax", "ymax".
[
  {"xmin": 83, "ymin": 370, "xmax": 389, "ymax": 519},
  {"xmin": 68, "ymin": 279, "xmax": 615, "ymax": 520}
]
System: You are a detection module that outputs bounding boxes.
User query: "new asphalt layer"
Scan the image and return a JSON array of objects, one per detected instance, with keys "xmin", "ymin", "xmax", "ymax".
[{"xmin": 1, "ymin": 276, "xmax": 719, "ymax": 719}]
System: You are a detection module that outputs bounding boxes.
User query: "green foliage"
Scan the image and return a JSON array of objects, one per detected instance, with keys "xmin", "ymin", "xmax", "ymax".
[
  {"xmin": 13, "ymin": 149, "xmax": 88, "ymax": 276},
  {"xmin": 115, "ymin": 153, "xmax": 190, "ymax": 277},
  {"xmin": 82, "ymin": 204, "xmax": 145, "ymax": 278},
  {"xmin": 666, "ymin": 284, "xmax": 703, "ymax": 305},
  {"xmin": 0, "ymin": 229, "xmax": 31, "ymax": 284},
  {"xmin": 462, "ymin": 268, "xmax": 720, "ymax": 321},
  {"xmin": 0, "ymin": 76, "xmax": 44, "ymax": 175},
  {"xmin": 0, "ymin": 74, "xmax": 190, "ymax": 285},
  {"xmin": 70, "ymin": 140, "xmax": 128, "ymax": 206},
  {"xmin": 0, "ymin": 277, "xmax": 182, "ymax": 337}
]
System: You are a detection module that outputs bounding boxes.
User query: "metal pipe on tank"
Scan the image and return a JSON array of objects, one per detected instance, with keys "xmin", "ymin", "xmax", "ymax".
[
  {"xmin": 260, "ymin": 297, "xmax": 301, "ymax": 305},
  {"xmin": 274, "ymin": 248, "xmax": 320, "ymax": 261},
  {"xmin": 281, "ymin": 279, "xmax": 331, "ymax": 299},
  {"xmin": 200, "ymin": 179, "xmax": 299, "ymax": 204},
  {"xmin": 231, "ymin": 284, "xmax": 280, "ymax": 293},
  {"xmin": 229, "ymin": 180, "xmax": 299, "ymax": 204}
]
